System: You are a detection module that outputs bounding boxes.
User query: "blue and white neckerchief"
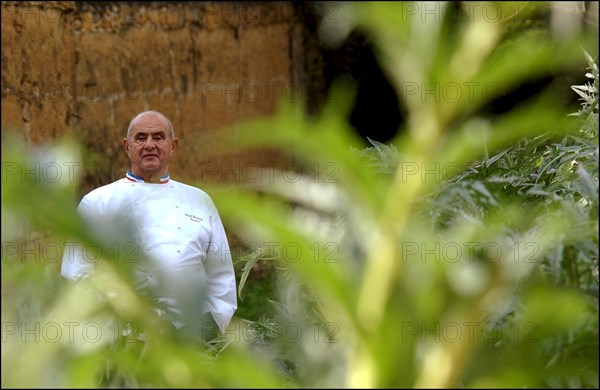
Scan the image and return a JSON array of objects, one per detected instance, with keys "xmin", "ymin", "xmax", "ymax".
[{"xmin": 125, "ymin": 170, "xmax": 170, "ymax": 184}]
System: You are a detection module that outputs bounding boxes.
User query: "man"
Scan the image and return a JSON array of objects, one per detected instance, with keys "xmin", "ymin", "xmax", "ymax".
[{"xmin": 61, "ymin": 110, "xmax": 237, "ymax": 343}]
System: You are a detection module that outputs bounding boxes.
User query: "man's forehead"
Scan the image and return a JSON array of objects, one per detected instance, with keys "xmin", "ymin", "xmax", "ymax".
[{"xmin": 131, "ymin": 115, "xmax": 169, "ymax": 131}]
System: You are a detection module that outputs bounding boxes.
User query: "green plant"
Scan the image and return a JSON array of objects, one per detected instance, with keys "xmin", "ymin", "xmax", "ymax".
[{"xmin": 204, "ymin": 4, "xmax": 598, "ymax": 387}]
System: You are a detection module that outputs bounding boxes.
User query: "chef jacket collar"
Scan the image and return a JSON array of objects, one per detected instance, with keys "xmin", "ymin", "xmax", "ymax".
[{"xmin": 126, "ymin": 170, "xmax": 170, "ymax": 184}]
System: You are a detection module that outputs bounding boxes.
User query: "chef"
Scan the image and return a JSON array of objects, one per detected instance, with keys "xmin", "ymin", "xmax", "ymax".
[{"xmin": 61, "ymin": 110, "xmax": 237, "ymax": 342}]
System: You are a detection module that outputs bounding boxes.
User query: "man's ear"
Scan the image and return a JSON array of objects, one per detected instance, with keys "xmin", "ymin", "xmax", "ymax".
[
  {"xmin": 123, "ymin": 138, "xmax": 130, "ymax": 153},
  {"xmin": 171, "ymin": 137, "xmax": 179, "ymax": 153}
]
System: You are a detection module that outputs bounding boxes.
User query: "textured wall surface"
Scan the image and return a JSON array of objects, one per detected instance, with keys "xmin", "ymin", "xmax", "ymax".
[{"xmin": 1, "ymin": 1, "xmax": 323, "ymax": 194}]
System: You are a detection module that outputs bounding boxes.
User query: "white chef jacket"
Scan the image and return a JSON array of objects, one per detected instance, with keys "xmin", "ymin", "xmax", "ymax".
[{"xmin": 61, "ymin": 172, "xmax": 237, "ymax": 334}]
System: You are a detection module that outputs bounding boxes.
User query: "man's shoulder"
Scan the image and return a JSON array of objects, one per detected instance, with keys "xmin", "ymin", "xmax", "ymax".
[
  {"xmin": 82, "ymin": 178, "xmax": 128, "ymax": 200},
  {"xmin": 170, "ymin": 180, "xmax": 217, "ymax": 212},
  {"xmin": 169, "ymin": 179, "xmax": 210, "ymax": 199}
]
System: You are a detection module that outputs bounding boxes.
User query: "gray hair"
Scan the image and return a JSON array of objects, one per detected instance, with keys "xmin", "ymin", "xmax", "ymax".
[{"xmin": 126, "ymin": 110, "xmax": 175, "ymax": 139}]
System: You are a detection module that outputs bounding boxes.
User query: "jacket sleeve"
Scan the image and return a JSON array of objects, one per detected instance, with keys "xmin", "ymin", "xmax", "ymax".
[
  {"xmin": 60, "ymin": 197, "xmax": 97, "ymax": 280},
  {"xmin": 203, "ymin": 197, "xmax": 238, "ymax": 333}
]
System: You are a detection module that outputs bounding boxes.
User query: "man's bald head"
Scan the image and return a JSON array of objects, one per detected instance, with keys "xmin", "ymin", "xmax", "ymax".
[{"xmin": 127, "ymin": 110, "xmax": 175, "ymax": 139}]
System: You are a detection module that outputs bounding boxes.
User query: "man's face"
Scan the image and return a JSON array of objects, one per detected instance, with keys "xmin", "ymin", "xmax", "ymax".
[{"xmin": 123, "ymin": 114, "xmax": 179, "ymax": 181}]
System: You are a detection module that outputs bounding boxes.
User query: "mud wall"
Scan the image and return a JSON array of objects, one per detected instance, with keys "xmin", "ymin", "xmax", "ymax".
[{"xmin": 1, "ymin": 1, "xmax": 325, "ymax": 194}]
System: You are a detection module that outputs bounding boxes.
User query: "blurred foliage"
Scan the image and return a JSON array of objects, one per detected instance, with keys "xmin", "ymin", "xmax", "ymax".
[{"xmin": 2, "ymin": 1, "xmax": 599, "ymax": 388}]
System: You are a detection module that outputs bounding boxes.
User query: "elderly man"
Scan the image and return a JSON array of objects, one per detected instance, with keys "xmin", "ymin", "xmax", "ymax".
[{"xmin": 61, "ymin": 110, "xmax": 237, "ymax": 343}]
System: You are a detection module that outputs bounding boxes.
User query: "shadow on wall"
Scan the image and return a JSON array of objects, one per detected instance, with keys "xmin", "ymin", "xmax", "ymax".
[
  {"xmin": 322, "ymin": 29, "xmax": 404, "ymax": 144},
  {"xmin": 318, "ymin": 2, "xmax": 596, "ymax": 145}
]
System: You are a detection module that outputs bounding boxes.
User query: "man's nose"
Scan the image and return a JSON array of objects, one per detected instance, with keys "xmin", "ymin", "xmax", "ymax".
[{"xmin": 143, "ymin": 138, "xmax": 156, "ymax": 149}]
